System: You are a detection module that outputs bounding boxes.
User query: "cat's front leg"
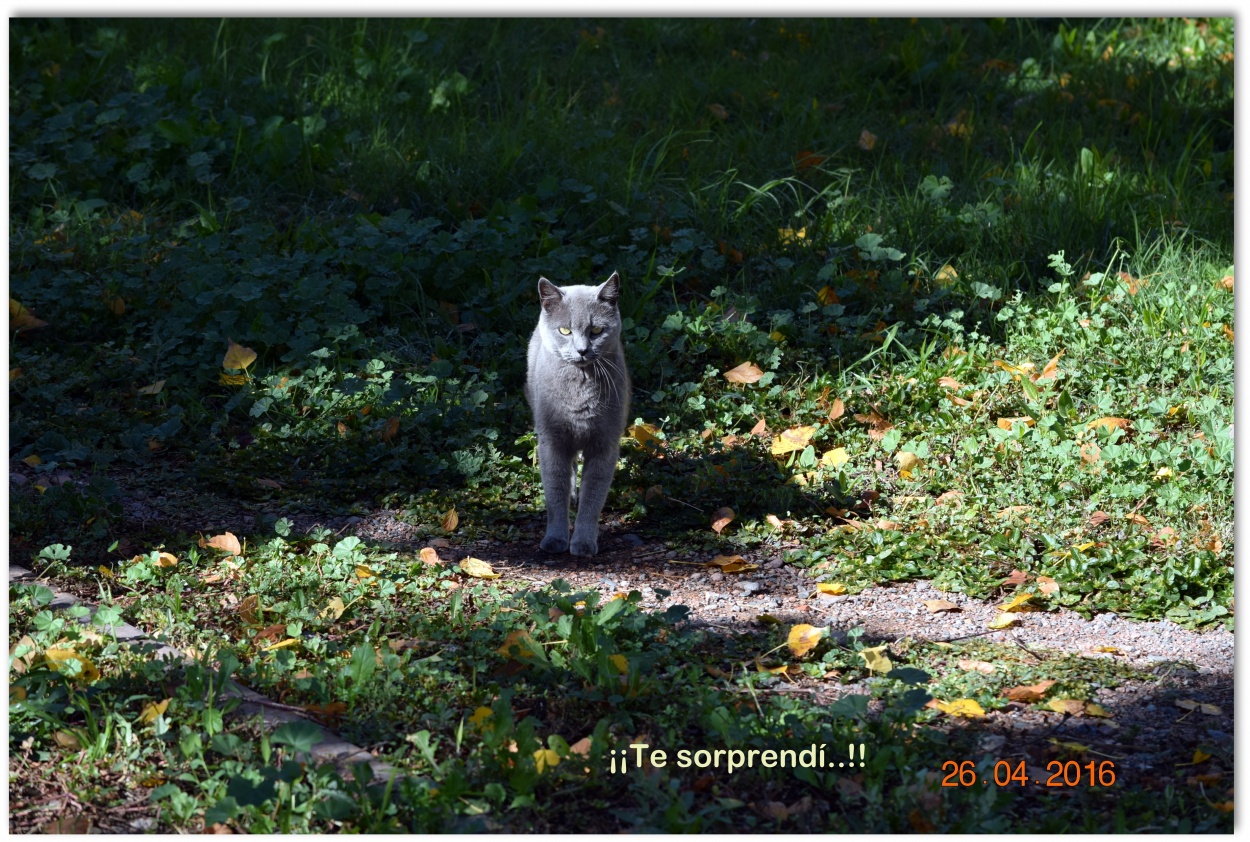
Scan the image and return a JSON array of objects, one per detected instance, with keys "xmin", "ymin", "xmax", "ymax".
[
  {"xmin": 569, "ymin": 443, "xmax": 618, "ymax": 557},
  {"xmin": 537, "ymin": 437, "xmax": 575, "ymax": 553}
]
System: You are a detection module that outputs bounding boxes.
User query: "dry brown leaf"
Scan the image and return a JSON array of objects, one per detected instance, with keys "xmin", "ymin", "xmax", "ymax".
[
  {"xmin": 497, "ymin": 630, "xmax": 541, "ymax": 660},
  {"xmin": 1036, "ymin": 575, "xmax": 1059, "ymax": 596},
  {"xmin": 934, "ymin": 490, "xmax": 963, "ymax": 507},
  {"xmin": 380, "ymin": 416, "xmax": 400, "ymax": 443},
  {"xmin": 924, "ymin": 599, "xmax": 960, "ymax": 613},
  {"xmin": 894, "ymin": 451, "xmax": 919, "ymax": 472},
  {"xmin": 1000, "ymin": 569, "xmax": 1028, "ymax": 587},
  {"xmin": 707, "ymin": 103, "xmax": 730, "ymax": 121},
  {"xmin": 765, "ymin": 514, "xmax": 785, "ymax": 529},
  {"xmin": 937, "ymin": 376, "xmax": 963, "ymax": 390},
  {"xmin": 749, "ymin": 417, "xmax": 768, "ymax": 436},
  {"xmin": 857, "ymin": 128, "xmax": 878, "ymax": 151},
  {"xmin": 136, "ymin": 380, "xmax": 166, "ymax": 396},
  {"xmin": 997, "ymin": 505, "xmax": 1032, "ymax": 518},
  {"xmin": 1048, "ymin": 698, "xmax": 1086, "ymax": 715},
  {"xmin": 997, "ymin": 416, "xmax": 1035, "ymax": 430},
  {"xmin": 200, "ymin": 532, "xmax": 242, "ymax": 556},
  {"xmin": 1219, "ymin": 275, "xmax": 1233, "ymax": 291},
  {"xmin": 724, "ymin": 361, "xmax": 764, "ymax": 384},
  {"xmin": 957, "ymin": 659, "xmax": 996, "ymax": 674},
  {"xmin": 827, "ymin": 397, "xmax": 845, "ymax": 422},
  {"xmin": 710, "ymin": 506, "xmax": 735, "ymax": 534},
  {"xmin": 441, "ymin": 507, "xmax": 459, "ymax": 532},
  {"xmin": 1125, "ymin": 512, "xmax": 1151, "ymax": 528},
  {"xmin": 853, "ymin": 410, "xmax": 894, "ymax": 440},
  {"xmin": 1080, "ymin": 442, "xmax": 1102, "ymax": 464},
  {"xmin": 875, "ymin": 519, "xmax": 902, "ymax": 531},
  {"xmin": 1088, "ymin": 510, "xmax": 1111, "ymax": 527},
  {"xmin": 1038, "ymin": 351, "xmax": 1064, "ymax": 381},
  {"xmin": 419, "ymin": 547, "xmax": 441, "ymax": 565},
  {"xmin": 1087, "ymin": 416, "xmax": 1131, "ymax": 432},
  {"xmin": 1004, "ymin": 679, "xmax": 1057, "ymax": 702}
]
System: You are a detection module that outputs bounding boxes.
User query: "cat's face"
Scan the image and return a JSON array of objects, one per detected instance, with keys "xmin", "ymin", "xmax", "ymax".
[{"xmin": 537, "ymin": 272, "xmax": 622, "ymax": 367}]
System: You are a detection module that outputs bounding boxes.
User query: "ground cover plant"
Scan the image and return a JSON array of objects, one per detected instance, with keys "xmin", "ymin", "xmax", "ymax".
[{"xmin": 9, "ymin": 17, "xmax": 1233, "ymax": 832}]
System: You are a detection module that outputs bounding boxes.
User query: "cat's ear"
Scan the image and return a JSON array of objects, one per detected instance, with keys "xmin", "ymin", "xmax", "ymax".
[
  {"xmin": 597, "ymin": 271, "xmax": 621, "ymax": 304},
  {"xmin": 538, "ymin": 277, "xmax": 564, "ymax": 311}
]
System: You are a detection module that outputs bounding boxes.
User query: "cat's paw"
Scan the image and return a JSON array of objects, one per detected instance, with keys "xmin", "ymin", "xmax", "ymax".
[
  {"xmin": 539, "ymin": 534, "xmax": 569, "ymax": 553},
  {"xmin": 569, "ymin": 535, "xmax": 598, "ymax": 557}
]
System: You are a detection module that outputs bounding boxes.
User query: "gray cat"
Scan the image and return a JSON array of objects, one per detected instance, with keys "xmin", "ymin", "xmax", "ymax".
[{"xmin": 525, "ymin": 271, "xmax": 631, "ymax": 557}]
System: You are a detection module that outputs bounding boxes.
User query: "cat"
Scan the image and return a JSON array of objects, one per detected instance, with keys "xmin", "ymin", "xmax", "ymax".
[{"xmin": 525, "ymin": 271, "xmax": 631, "ymax": 557}]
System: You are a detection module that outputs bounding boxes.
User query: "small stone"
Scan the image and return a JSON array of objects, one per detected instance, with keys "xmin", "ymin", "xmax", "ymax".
[
  {"xmin": 740, "ymin": 581, "xmax": 762, "ymax": 595},
  {"xmin": 621, "ymin": 533, "xmax": 644, "ymax": 547},
  {"xmin": 765, "ymin": 558, "xmax": 784, "ymax": 570},
  {"xmin": 709, "ymin": 572, "xmax": 724, "ymax": 582}
]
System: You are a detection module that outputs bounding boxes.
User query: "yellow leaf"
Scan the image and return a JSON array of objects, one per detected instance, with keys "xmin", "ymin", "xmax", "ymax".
[
  {"xmin": 419, "ymin": 547, "xmax": 441, "ymax": 565},
  {"xmin": 136, "ymin": 380, "xmax": 166, "ymax": 396},
  {"xmin": 857, "ymin": 128, "xmax": 878, "ymax": 151},
  {"xmin": 107, "ymin": 296, "xmax": 126, "ymax": 316},
  {"xmin": 460, "ymin": 557, "xmax": 500, "ymax": 579},
  {"xmin": 11, "ymin": 685, "xmax": 27, "ymax": 703},
  {"xmin": 817, "ymin": 286, "xmax": 840, "ymax": 306},
  {"xmin": 222, "ymin": 339, "xmax": 257, "ymax": 371},
  {"xmin": 469, "ymin": 706, "xmax": 494, "ymax": 730},
  {"xmin": 441, "ymin": 507, "xmax": 459, "ymax": 532},
  {"xmin": 723, "ymin": 361, "xmax": 764, "ymax": 384},
  {"xmin": 706, "ymin": 555, "xmax": 757, "ymax": 574},
  {"xmin": 821, "ymin": 447, "xmax": 849, "ymax": 469},
  {"xmin": 54, "ymin": 731, "xmax": 81, "ymax": 749},
  {"xmin": 10, "ymin": 299, "xmax": 49, "ymax": 330},
  {"xmin": 154, "ymin": 552, "xmax": 178, "ymax": 568},
  {"xmin": 534, "ymin": 747, "xmax": 561, "ymax": 773},
  {"xmin": 609, "ymin": 654, "xmax": 629, "ymax": 674},
  {"xmin": 771, "ymin": 425, "xmax": 816, "ymax": 456},
  {"xmin": 44, "ymin": 648, "xmax": 101, "ymax": 682},
  {"xmin": 786, "ymin": 624, "xmax": 826, "ymax": 657},
  {"xmin": 987, "ymin": 613, "xmax": 1018, "ymax": 629},
  {"xmin": 895, "ymin": 450, "xmax": 919, "ymax": 472},
  {"xmin": 999, "ymin": 592, "xmax": 1036, "ymax": 612},
  {"xmin": 1084, "ymin": 702, "xmax": 1110, "ymax": 718},
  {"xmin": 97, "ymin": 565, "xmax": 114, "ymax": 579},
  {"xmin": 756, "ymin": 614, "xmax": 782, "ymax": 625},
  {"xmin": 320, "ymin": 597, "xmax": 346, "ymax": 621},
  {"xmin": 858, "ymin": 644, "xmax": 893, "ymax": 674},
  {"xmin": 934, "ymin": 264, "xmax": 958, "ymax": 286},
  {"xmin": 778, "ymin": 227, "xmax": 806, "ymax": 245},
  {"xmin": 765, "ymin": 514, "xmax": 785, "ymax": 529},
  {"xmin": 497, "ymin": 630, "xmax": 541, "ymax": 660},
  {"xmin": 924, "ymin": 599, "xmax": 960, "ymax": 613},
  {"xmin": 935, "ymin": 698, "xmax": 985, "ymax": 718},
  {"xmin": 629, "ymin": 423, "xmax": 662, "ymax": 450},
  {"xmin": 200, "ymin": 532, "xmax": 242, "ymax": 556},
  {"xmin": 261, "ymin": 637, "xmax": 300, "ymax": 652},
  {"xmin": 710, "ymin": 506, "xmax": 735, "ymax": 534},
  {"xmin": 1048, "ymin": 698, "xmax": 1086, "ymax": 715},
  {"xmin": 1087, "ymin": 416, "xmax": 1131, "ymax": 432},
  {"xmin": 997, "ymin": 416, "xmax": 1035, "ymax": 430},
  {"xmin": 22, "ymin": 454, "xmax": 41, "ymax": 467},
  {"xmin": 1193, "ymin": 749, "xmax": 1213, "ymax": 764},
  {"xmin": 754, "ymin": 658, "xmax": 791, "ymax": 675},
  {"xmin": 219, "ymin": 372, "xmax": 247, "ymax": 386},
  {"xmin": 816, "ymin": 582, "xmax": 847, "ymax": 596}
]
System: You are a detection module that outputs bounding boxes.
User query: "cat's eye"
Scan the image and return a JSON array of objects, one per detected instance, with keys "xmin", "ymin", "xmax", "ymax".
[
  {"xmin": 558, "ymin": 327, "xmax": 572, "ymax": 335},
  {"xmin": 590, "ymin": 326, "xmax": 605, "ymax": 335}
]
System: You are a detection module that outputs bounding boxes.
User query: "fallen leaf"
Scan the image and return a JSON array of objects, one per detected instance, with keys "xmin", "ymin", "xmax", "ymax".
[
  {"xmin": 44, "ymin": 648, "xmax": 101, "ymax": 682},
  {"xmin": 938, "ymin": 376, "xmax": 963, "ymax": 390},
  {"xmin": 987, "ymin": 613, "xmax": 1018, "ymax": 629},
  {"xmin": 1088, "ymin": 511, "xmax": 1111, "ymax": 527},
  {"xmin": 854, "ymin": 410, "xmax": 894, "ymax": 440},
  {"xmin": 724, "ymin": 361, "xmax": 764, "ymax": 384},
  {"xmin": 1000, "ymin": 569, "xmax": 1028, "ymax": 587},
  {"xmin": 236, "ymin": 594, "xmax": 260, "ymax": 625},
  {"xmin": 222, "ymin": 339, "xmax": 257, "ymax": 371},
  {"xmin": 771, "ymin": 425, "xmax": 816, "ymax": 456},
  {"xmin": 934, "ymin": 490, "xmax": 963, "ymax": 507},
  {"xmin": 778, "ymin": 227, "xmax": 807, "ymax": 245},
  {"xmin": 1174, "ymin": 699, "xmax": 1222, "ymax": 716},
  {"xmin": 1048, "ymin": 698, "xmax": 1086, "ymax": 715},
  {"xmin": 1000, "ymin": 679, "xmax": 1060, "ymax": 699},
  {"xmin": 934, "ymin": 264, "xmax": 958, "ymax": 286},
  {"xmin": 380, "ymin": 416, "xmax": 400, "ymax": 443},
  {"xmin": 219, "ymin": 372, "xmax": 247, "ymax": 386},
  {"xmin": 821, "ymin": 447, "xmax": 849, "ymax": 469},
  {"xmin": 1192, "ymin": 749, "xmax": 1213, "ymax": 764},
  {"xmin": 255, "ymin": 478, "xmax": 281, "ymax": 489},
  {"xmin": 1087, "ymin": 416, "xmax": 1131, "ymax": 432},
  {"xmin": 136, "ymin": 380, "xmax": 166, "ymax": 396},
  {"xmin": 710, "ymin": 506, "xmax": 735, "ymax": 534},
  {"xmin": 997, "ymin": 416, "xmax": 1035, "ymax": 430},
  {"xmin": 858, "ymin": 644, "xmax": 893, "ymax": 674},
  {"xmin": 707, "ymin": 103, "xmax": 730, "ymax": 121},
  {"xmin": 354, "ymin": 564, "xmax": 375, "ymax": 580},
  {"xmin": 497, "ymin": 630, "xmax": 542, "ymax": 660},
  {"xmin": 857, "ymin": 128, "xmax": 878, "ymax": 151},
  {"xmin": 997, "ymin": 505, "xmax": 1032, "ymax": 518},
  {"xmin": 441, "ymin": 507, "xmax": 459, "ymax": 532},
  {"xmin": 895, "ymin": 451, "xmax": 919, "ymax": 472},
  {"xmin": 787, "ymin": 624, "xmax": 827, "ymax": 657},
  {"xmin": 749, "ymin": 417, "xmax": 768, "ymax": 436},
  {"xmin": 1036, "ymin": 575, "xmax": 1060, "ymax": 596},
  {"xmin": 1125, "ymin": 512, "xmax": 1151, "ymax": 528},
  {"xmin": 138, "ymin": 698, "xmax": 171, "ymax": 724},
  {"xmin": 706, "ymin": 555, "xmax": 757, "ymax": 574},
  {"xmin": 924, "ymin": 599, "xmax": 960, "ymax": 613},
  {"xmin": 958, "ymin": 659, "xmax": 996, "ymax": 674},
  {"xmin": 261, "ymin": 638, "xmax": 300, "ymax": 652},
  {"xmin": 999, "ymin": 592, "xmax": 1036, "ymax": 613},
  {"xmin": 459, "ymin": 557, "xmax": 499, "ymax": 579},
  {"xmin": 630, "ymin": 423, "xmax": 662, "ymax": 450},
  {"xmin": 827, "ymin": 398, "xmax": 845, "ymax": 421},
  {"xmin": 1080, "ymin": 442, "xmax": 1102, "ymax": 464},
  {"xmin": 320, "ymin": 597, "xmax": 346, "ymax": 620},
  {"xmin": 419, "ymin": 547, "xmax": 441, "ymax": 565},
  {"xmin": 1219, "ymin": 275, "xmax": 1233, "ymax": 291},
  {"xmin": 1084, "ymin": 702, "xmax": 1110, "ymax": 718},
  {"xmin": 816, "ymin": 582, "xmax": 848, "ymax": 596},
  {"xmin": 933, "ymin": 698, "xmax": 985, "ymax": 718},
  {"xmin": 200, "ymin": 532, "xmax": 242, "ymax": 556},
  {"xmin": 10, "ymin": 299, "xmax": 49, "ymax": 330},
  {"xmin": 1038, "ymin": 351, "xmax": 1064, "ymax": 381}
]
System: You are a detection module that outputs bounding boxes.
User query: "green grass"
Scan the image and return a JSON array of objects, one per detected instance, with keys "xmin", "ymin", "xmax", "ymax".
[{"xmin": 9, "ymin": 17, "xmax": 1233, "ymax": 833}]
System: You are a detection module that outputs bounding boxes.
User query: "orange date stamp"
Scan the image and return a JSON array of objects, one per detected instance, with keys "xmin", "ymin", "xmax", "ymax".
[{"xmin": 941, "ymin": 759, "xmax": 1117, "ymax": 788}]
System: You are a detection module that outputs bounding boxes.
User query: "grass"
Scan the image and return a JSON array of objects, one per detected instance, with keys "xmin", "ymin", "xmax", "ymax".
[{"xmin": 8, "ymin": 17, "xmax": 1233, "ymax": 832}]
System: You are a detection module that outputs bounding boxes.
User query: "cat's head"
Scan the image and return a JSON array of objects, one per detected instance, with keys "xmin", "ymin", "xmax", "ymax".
[{"xmin": 536, "ymin": 272, "xmax": 622, "ymax": 366}]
